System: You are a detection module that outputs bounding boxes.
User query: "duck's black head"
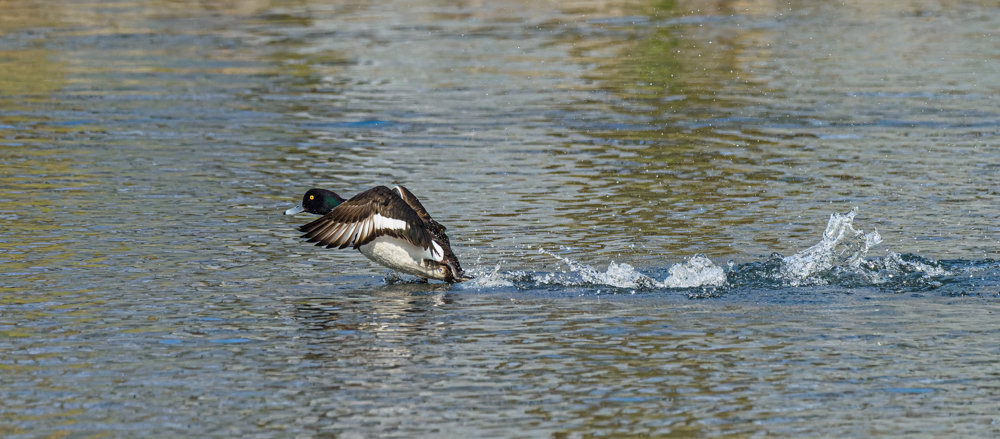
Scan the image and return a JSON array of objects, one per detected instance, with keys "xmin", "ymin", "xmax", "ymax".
[{"xmin": 284, "ymin": 188, "xmax": 345, "ymax": 215}]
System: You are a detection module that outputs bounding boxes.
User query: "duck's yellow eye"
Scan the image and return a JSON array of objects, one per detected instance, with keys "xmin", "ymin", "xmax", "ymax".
[{"xmin": 309, "ymin": 195, "xmax": 314, "ymax": 201}]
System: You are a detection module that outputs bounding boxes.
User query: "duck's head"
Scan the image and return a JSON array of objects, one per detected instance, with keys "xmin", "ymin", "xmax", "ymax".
[{"xmin": 284, "ymin": 188, "xmax": 345, "ymax": 215}]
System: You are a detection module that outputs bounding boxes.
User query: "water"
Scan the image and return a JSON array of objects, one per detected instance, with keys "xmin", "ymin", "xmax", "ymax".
[{"xmin": 2, "ymin": 0, "xmax": 999, "ymax": 436}]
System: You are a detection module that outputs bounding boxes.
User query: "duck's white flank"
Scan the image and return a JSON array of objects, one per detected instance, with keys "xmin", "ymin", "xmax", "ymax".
[{"xmin": 358, "ymin": 236, "xmax": 446, "ymax": 279}]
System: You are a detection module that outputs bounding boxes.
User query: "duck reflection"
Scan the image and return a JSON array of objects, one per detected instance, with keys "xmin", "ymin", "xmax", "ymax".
[{"xmin": 292, "ymin": 282, "xmax": 456, "ymax": 367}]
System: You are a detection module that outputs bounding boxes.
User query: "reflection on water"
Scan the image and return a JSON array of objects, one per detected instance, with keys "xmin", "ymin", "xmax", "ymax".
[{"xmin": 2, "ymin": 0, "xmax": 1000, "ymax": 437}]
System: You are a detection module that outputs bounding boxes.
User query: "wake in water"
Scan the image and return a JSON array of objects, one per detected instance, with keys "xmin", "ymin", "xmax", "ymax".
[
  {"xmin": 460, "ymin": 251, "xmax": 726, "ymax": 293},
  {"xmin": 462, "ymin": 208, "xmax": 997, "ymax": 297}
]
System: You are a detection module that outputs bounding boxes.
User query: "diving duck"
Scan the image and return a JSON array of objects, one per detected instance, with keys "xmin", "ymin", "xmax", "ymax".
[{"xmin": 284, "ymin": 185, "xmax": 470, "ymax": 282}]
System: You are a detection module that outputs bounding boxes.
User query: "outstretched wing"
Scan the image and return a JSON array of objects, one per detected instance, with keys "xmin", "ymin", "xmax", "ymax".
[{"xmin": 298, "ymin": 186, "xmax": 435, "ymax": 251}]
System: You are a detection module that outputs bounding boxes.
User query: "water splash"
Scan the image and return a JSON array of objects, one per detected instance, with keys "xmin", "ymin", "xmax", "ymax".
[
  {"xmin": 538, "ymin": 249, "xmax": 658, "ymax": 289},
  {"xmin": 469, "ymin": 249, "xmax": 728, "ymax": 291},
  {"xmin": 464, "ymin": 263, "xmax": 515, "ymax": 288},
  {"xmin": 662, "ymin": 254, "xmax": 726, "ymax": 288},
  {"xmin": 780, "ymin": 208, "xmax": 882, "ymax": 286},
  {"xmin": 854, "ymin": 252, "xmax": 949, "ymax": 289},
  {"xmin": 456, "ymin": 208, "xmax": 976, "ymax": 296},
  {"xmin": 741, "ymin": 208, "xmax": 954, "ymax": 292}
]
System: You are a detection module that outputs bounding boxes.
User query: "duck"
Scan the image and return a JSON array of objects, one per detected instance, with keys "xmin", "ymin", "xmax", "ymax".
[{"xmin": 284, "ymin": 185, "xmax": 470, "ymax": 283}]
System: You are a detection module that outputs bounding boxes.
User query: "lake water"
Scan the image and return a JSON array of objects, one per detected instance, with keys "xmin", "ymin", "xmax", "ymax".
[{"xmin": 2, "ymin": 0, "xmax": 999, "ymax": 437}]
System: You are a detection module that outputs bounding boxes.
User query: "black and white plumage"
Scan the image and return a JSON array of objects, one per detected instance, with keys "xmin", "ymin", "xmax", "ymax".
[{"xmin": 285, "ymin": 185, "xmax": 469, "ymax": 282}]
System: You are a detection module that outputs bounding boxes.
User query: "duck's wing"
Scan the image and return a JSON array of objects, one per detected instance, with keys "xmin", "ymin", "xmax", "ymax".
[
  {"xmin": 298, "ymin": 186, "xmax": 435, "ymax": 252},
  {"xmin": 394, "ymin": 185, "xmax": 467, "ymax": 279},
  {"xmin": 393, "ymin": 185, "xmax": 447, "ymax": 234}
]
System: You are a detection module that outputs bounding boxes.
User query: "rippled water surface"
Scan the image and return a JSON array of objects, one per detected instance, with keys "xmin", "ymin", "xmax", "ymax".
[{"xmin": 2, "ymin": 0, "xmax": 1000, "ymax": 437}]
